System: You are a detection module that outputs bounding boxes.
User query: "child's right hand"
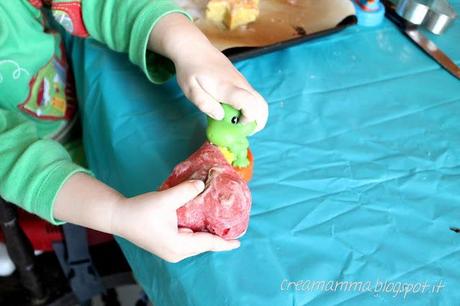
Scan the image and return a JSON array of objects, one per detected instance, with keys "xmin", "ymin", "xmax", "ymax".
[
  {"xmin": 111, "ymin": 180, "xmax": 240, "ymax": 263},
  {"xmin": 149, "ymin": 13, "xmax": 269, "ymax": 134}
]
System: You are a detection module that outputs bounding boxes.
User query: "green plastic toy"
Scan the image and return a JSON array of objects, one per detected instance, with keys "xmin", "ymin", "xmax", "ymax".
[{"xmin": 206, "ymin": 104, "xmax": 256, "ymax": 168}]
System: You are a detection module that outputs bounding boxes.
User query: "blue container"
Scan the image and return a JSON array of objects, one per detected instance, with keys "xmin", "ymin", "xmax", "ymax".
[{"xmin": 353, "ymin": 0, "xmax": 386, "ymax": 26}]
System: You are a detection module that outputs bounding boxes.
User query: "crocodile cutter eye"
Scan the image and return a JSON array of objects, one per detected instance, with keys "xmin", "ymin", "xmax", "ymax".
[{"xmin": 231, "ymin": 116, "xmax": 239, "ymax": 124}]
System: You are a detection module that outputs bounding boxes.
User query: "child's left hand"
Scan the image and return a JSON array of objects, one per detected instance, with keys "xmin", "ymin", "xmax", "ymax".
[{"xmin": 149, "ymin": 14, "xmax": 269, "ymax": 134}]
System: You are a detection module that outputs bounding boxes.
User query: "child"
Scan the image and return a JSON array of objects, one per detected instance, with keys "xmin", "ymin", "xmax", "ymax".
[{"xmin": 0, "ymin": 0, "xmax": 268, "ymax": 263}]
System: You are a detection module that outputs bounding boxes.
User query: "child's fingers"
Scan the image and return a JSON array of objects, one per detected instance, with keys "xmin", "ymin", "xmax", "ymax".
[
  {"xmin": 196, "ymin": 77, "xmax": 268, "ymax": 133},
  {"xmin": 186, "ymin": 80, "xmax": 225, "ymax": 120},
  {"xmin": 159, "ymin": 180, "xmax": 205, "ymax": 209},
  {"xmin": 222, "ymin": 87, "xmax": 255, "ymax": 114},
  {"xmin": 239, "ymin": 90, "xmax": 268, "ymax": 134},
  {"xmin": 178, "ymin": 232, "xmax": 240, "ymax": 256},
  {"xmin": 197, "ymin": 77, "xmax": 251, "ymax": 114},
  {"xmin": 163, "ymin": 230, "xmax": 239, "ymax": 262},
  {"xmin": 226, "ymin": 88, "xmax": 268, "ymax": 134},
  {"xmin": 178, "ymin": 227, "xmax": 194, "ymax": 233}
]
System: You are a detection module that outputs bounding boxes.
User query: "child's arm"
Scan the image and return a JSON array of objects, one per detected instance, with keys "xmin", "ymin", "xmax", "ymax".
[
  {"xmin": 0, "ymin": 109, "xmax": 91, "ymax": 224},
  {"xmin": 148, "ymin": 13, "xmax": 268, "ymax": 132},
  {"xmin": 54, "ymin": 173, "xmax": 239, "ymax": 263},
  {"xmin": 50, "ymin": 0, "xmax": 268, "ymax": 132}
]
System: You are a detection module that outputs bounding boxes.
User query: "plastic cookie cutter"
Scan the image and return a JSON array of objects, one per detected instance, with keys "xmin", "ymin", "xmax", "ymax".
[
  {"xmin": 353, "ymin": 0, "xmax": 386, "ymax": 26},
  {"xmin": 396, "ymin": 0, "xmax": 457, "ymax": 34},
  {"xmin": 206, "ymin": 103, "xmax": 256, "ymax": 181}
]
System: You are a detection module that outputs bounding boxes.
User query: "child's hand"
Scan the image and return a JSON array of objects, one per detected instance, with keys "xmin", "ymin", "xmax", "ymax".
[
  {"xmin": 149, "ymin": 14, "xmax": 269, "ymax": 134},
  {"xmin": 174, "ymin": 45, "xmax": 268, "ymax": 134},
  {"xmin": 111, "ymin": 180, "xmax": 240, "ymax": 263}
]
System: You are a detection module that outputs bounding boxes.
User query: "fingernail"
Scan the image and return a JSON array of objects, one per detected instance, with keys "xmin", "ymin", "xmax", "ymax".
[
  {"xmin": 212, "ymin": 107, "xmax": 225, "ymax": 120},
  {"xmin": 192, "ymin": 180, "xmax": 205, "ymax": 192},
  {"xmin": 230, "ymin": 240, "xmax": 241, "ymax": 249},
  {"xmin": 179, "ymin": 227, "xmax": 194, "ymax": 234},
  {"xmin": 211, "ymin": 113, "xmax": 224, "ymax": 121}
]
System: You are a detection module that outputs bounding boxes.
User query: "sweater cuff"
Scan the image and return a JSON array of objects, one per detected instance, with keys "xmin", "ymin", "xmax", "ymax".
[
  {"xmin": 129, "ymin": 5, "xmax": 192, "ymax": 84},
  {"xmin": 33, "ymin": 160, "xmax": 92, "ymax": 225}
]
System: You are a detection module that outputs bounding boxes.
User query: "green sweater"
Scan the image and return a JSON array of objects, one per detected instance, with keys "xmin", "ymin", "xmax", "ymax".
[{"xmin": 0, "ymin": 0, "xmax": 187, "ymax": 224}]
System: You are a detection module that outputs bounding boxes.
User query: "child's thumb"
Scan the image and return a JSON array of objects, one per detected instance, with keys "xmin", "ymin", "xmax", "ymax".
[{"xmin": 161, "ymin": 180, "xmax": 205, "ymax": 209}]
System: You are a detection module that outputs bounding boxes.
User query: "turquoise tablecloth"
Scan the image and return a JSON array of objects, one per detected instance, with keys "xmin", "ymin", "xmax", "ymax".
[{"xmin": 69, "ymin": 4, "xmax": 460, "ymax": 305}]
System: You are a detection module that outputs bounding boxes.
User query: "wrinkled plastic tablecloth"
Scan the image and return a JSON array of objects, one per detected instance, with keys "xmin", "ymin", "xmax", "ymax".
[{"xmin": 69, "ymin": 3, "xmax": 460, "ymax": 305}]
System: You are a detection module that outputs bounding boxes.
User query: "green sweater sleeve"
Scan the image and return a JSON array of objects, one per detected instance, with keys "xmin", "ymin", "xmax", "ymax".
[
  {"xmin": 0, "ymin": 109, "xmax": 90, "ymax": 225},
  {"xmin": 51, "ymin": 0, "xmax": 190, "ymax": 84}
]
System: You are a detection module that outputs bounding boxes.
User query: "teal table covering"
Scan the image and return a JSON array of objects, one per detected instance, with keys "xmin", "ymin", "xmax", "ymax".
[{"xmin": 69, "ymin": 4, "xmax": 460, "ymax": 305}]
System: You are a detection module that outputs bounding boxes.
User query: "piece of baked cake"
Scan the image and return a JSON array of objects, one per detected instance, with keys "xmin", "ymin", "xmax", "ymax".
[{"xmin": 206, "ymin": 0, "xmax": 260, "ymax": 30}]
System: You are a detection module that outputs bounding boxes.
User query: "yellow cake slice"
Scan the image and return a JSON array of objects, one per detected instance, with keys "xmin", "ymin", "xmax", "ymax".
[{"xmin": 206, "ymin": 0, "xmax": 260, "ymax": 30}]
